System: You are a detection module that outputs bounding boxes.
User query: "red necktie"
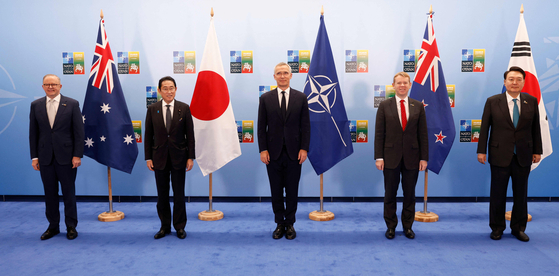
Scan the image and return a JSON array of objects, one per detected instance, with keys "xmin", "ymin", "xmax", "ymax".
[{"xmin": 400, "ymin": 99, "xmax": 407, "ymax": 131}]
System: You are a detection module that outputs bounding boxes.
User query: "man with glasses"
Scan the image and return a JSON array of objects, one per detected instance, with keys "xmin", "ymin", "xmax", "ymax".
[
  {"xmin": 29, "ymin": 74, "xmax": 84, "ymax": 240},
  {"xmin": 145, "ymin": 76, "xmax": 195, "ymax": 239}
]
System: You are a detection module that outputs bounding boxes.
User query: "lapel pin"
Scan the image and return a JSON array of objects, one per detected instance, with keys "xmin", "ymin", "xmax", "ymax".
[
  {"xmin": 411, "ymin": 103, "xmax": 415, "ymax": 106},
  {"xmin": 523, "ymin": 100, "xmax": 527, "ymax": 104},
  {"xmin": 62, "ymin": 103, "xmax": 67, "ymax": 106},
  {"xmin": 157, "ymin": 110, "xmax": 160, "ymax": 113}
]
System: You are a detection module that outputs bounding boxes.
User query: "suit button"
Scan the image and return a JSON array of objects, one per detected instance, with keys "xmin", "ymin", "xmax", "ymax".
[{"xmin": 168, "ymin": 135, "xmax": 170, "ymax": 137}]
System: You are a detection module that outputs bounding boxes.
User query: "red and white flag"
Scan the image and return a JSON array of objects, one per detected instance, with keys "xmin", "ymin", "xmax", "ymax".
[
  {"xmin": 506, "ymin": 12, "xmax": 553, "ymax": 170},
  {"xmin": 190, "ymin": 17, "xmax": 241, "ymax": 176}
]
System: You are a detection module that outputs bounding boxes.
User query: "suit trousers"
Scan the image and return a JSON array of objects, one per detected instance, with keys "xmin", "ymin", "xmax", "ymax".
[
  {"xmin": 266, "ymin": 146, "xmax": 302, "ymax": 225},
  {"xmin": 489, "ymin": 154, "xmax": 530, "ymax": 233},
  {"xmin": 39, "ymin": 160, "xmax": 78, "ymax": 230},
  {"xmin": 154, "ymin": 155, "xmax": 187, "ymax": 231},
  {"xmin": 383, "ymin": 158, "xmax": 418, "ymax": 230}
]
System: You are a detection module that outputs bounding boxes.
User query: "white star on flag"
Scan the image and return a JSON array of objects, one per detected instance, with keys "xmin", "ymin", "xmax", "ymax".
[
  {"xmin": 123, "ymin": 134, "xmax": 134, "ymax": 145},
  {"xmin": 100, "ymin": 136, "xmax": 106, "ymax": 142},
  {"xmin": 422, "ymin": 99, "xmax": 428, "ymax": 107},
  {"xmin": 82, "ymin": 115, "xmax": 86, "ymax": 123},
  {"xmin": 85, "ymin": 137, "xmax": 94, "ymax": 148},
  {"xmin": 100, "ymin": 103, "xmax": 111, "ymax": 114},
  {"xmin": 307, "ymin": 75, "xmax": 337, "ymax": 114}
]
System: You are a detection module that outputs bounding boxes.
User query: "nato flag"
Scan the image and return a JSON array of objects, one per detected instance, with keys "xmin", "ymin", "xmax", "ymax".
[{"xmin": 303, "ymin": 15, "xmax": 353, "ymax": 175}]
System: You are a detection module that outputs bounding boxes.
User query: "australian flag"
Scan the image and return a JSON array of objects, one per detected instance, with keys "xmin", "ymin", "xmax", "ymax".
[
  {"xmin": 409, "ymin": 13, "xmax": 455, "ymax": 174},
  {"xmin": 303, "ymin": 15, "xmax": 353, "ymax": 175},
  {"xmin": 82, "ymin": 19, "xmax": 138, "ymax": 174}
]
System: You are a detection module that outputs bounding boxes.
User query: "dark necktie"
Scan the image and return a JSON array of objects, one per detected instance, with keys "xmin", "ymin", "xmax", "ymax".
[
  {"xmin": 166, "ymin": 104, "xmax": 172, "ymax": 133},
  {"xmin": 281, "ymin": 91, "xmax": 287, "ymax": 120},
  {"xmin": 400, "ymin": 99, "xmax": 407, "ymax": 131}
]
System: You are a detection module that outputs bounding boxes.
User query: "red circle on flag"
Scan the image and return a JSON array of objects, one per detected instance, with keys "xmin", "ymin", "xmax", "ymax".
[
  {"xmin": 190, "ymin": 71, "xmax": 230, "ymax": 121},
  {"xmin": 523, "ymin": 71, "xmax": 541, "ymax": 103}
]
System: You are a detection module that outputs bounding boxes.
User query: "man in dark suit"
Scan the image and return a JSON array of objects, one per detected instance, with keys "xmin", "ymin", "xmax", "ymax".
[
  {"xmin": 477, "ymin": 66, "xmax": 542, "ymax": 242},
  {"xmin": 29, "ymin": 74, "xmax": 84, "ymax": 240},
  {"xmin": 258, "ymin": 62, "xmax": 311, "ymax": 240},
  {"xmin": 374, "ymin": 72, "xmax": 428, "ymax": 240},
  {"xmin": 145, "ymin": 76, "xmax": 195, "ymax": 240}
]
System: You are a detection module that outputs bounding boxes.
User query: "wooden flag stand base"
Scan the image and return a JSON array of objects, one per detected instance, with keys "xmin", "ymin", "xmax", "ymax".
[
  {"xmin": 98, "ymin": 167, "xmax": 125, "ymax": 222},
  {"xmin": 309, "ymin": 210, "xmax": 335, "ymax": 221},
  {"xmin": 415, "ymin": 170, "xmax": 438, "ymax": 223},
  {"xmin": 415, "ymin": 211, "xmax": 439, "ymax": 222},
  {"xmin": 198, "ymin": 173, "xmax": 224, "ymax": 221},
  {"xmin": 309, "ymin": 174, "xmax": 335, "ymax": 221},
  {"xmin": 99, "ymin": 211, "xmax": 125, "ymax": 222},
  {"xmin": 505, "ymin": 211, "xmax": 532, "ymax": 222}
]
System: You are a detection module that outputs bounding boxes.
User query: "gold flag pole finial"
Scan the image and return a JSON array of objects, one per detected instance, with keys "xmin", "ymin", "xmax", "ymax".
[
  {"xmin": 321, "ymin": 6, "xmax": 324, "ymax": 15},
  {"xmin": 100, "ymin": 9, "xmax": 104, "ymax": 19},
  {"xmin": 211, "ymin": 7, "xmax": 214, "ymax": 17},
  {"xmin": 429, "ymin": 5, "xmax": 433, "ymax": 15},
  {"xmin": 520, "ymin": 4, "xmax": 524, "ymax": 14}
]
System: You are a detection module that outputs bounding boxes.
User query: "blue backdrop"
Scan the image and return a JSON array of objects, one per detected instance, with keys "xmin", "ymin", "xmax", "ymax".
[{"xmin": 1, "ymin": 0, "xmax": 559, "ymax": 197}]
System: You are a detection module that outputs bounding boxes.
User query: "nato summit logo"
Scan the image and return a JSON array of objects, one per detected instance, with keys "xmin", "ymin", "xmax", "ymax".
[
  {"xmin": 173, "ymin": 51, "xmax": 196, "ymax": 74},
  {"xmin": 373, "ymin": 85, "xmax": 386, "ymax": 108},
  {"xmin": 236, "ymin": 120, "xmax": 254, "ymax": 143},
  {"xmin": 403, "ymin": 50, "xmax": 416, "ymax": 72},
  {"xmin": 118, "ymin": 51, "xmax": 140, "ymax": 74},
  {"xmin": 462, "ymin": 49, "xmax": 485, "ymax": 72},
  {"xmin": 62, "ymin": 52, "xmax": 85, "ymax": 75},
  {"xmin": 259, "ymin": 85, "xmax": 277, "ymax": 97},
  {"xmin": 146, "ymin": 86, "xmax": 159, "ymax": 108},
  {"xmin": 349, "ymin": 120, "xmax": 368, "ymax": 143},
  {"xmin": 287, "ymin": 50, "xmax": 310, "ymax": 73},
  {"xmin": 345, "ymin": 50, "xmax": 368, "ymax": 73},
  {"xmin": 230, "ymin": 51, "xmax": 253, "ymax": 74},
  {"xmin": 460, "ymin": 119, "xmax": 481, "ymax": 142}
]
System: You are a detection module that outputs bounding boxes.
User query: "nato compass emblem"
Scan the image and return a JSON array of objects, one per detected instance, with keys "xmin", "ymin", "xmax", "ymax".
[
  {"xmin": 0, "ymin": 64, "xmax": 26, "ymax": 136},
  {"xmin": 305, "ymin": 75, "xmax": 347, "ymax": 147}
]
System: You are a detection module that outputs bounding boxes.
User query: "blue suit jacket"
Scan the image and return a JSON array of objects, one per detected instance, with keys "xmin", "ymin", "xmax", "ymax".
[{"xmin": 29, "ymin": 95, "xmax": 84, "ymax": 166}]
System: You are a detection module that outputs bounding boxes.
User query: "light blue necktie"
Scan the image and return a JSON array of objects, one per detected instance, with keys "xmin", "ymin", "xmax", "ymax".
[
  {"xmin": 513, "ymin": 99, "xmax": 519, "ymax": 154},
  {"xmin": 512, "ymin": 99, "xmax": 519, "ymax": 128}
]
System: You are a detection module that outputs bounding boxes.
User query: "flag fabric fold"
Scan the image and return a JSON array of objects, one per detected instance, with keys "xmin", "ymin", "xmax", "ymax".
[
  {"xmin": 502, "ymin": 12, "xmax": 552, "ymax": 170},
  {"xmin": 303, "ymin": 15, "xmax": 353, "ymax": 175},
  {"xmin": 409, "ymin": 13, "xmax": 455, "ymax": 174},
  {"xmin": 82, "ymin": 18, "xmax": 138, "ymax": 174},
  {"xmin": 190, "ymin": 17, "xmax": 241, "ymax": 176}
]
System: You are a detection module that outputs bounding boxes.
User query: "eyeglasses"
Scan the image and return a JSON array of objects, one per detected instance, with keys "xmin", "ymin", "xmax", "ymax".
[
  {"xmin": 43, "ymin": 84, "xmax": 60, "ymax": 87},
  {"xmin": 160, "ymin": 87, "xmax": 176, "ymax": 92}
]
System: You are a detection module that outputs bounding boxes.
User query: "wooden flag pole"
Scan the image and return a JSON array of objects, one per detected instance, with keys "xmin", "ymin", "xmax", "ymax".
[
  {"xmin": 198, "ymin": 173, "xmax": 224, "ymax": 221},
  {"xmin": 98, "ymin": 166, "xmax": 125, "ymax": 221},
  {"xmin": 197, "ymin": 7, "xmax": 223, "ymax": 222},
  {"xmin": 414, "ymin": 5, "xmax": 438, "ymax": 223},
  {"xmin": 506, "ymin": 3, "xmax": 532, "ymax": 223},
  {"xmin": 309, "ymin": 174, "xmax": 335, "ymax": 221},
  {"xmin": 308, "ymin": 6, "xmax": 334, "ymax": 222}
]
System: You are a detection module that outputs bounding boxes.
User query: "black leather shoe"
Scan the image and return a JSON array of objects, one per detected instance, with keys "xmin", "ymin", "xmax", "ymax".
[
  {"xmin": 66, "ymin": 227, "xmax": 78, "ymax": 240},
  {"xmin": 404, "ymin": 228, "xmax": 415, "ymax": 239},
  {"xmin": 490, "ymin": 230, "xmax": 503, "ymax": 240},
  {"xmin": 272, "ymin": 224, "xmax": 285, "ymax": 239},
  {"xmin": 385, "ymin": 229, "xmax": 395, "ymax": 239},
  {"xmin": 154, "ymin": 228, "xmax": 171, "ymax": 239},
  {"xmin": 177, "ymin": 229, "xmax": 187, "ymax": 239},
  {"xmin": 285, "ymin": 225, "xmax": 296, "ymax": 240},
  {"xmin": 40, "ymin": 228, "xmax": 60, "ymax": 240},
  {"xmin": 512, "ymin": 231, "xmax": 530, "ymax": 242}
]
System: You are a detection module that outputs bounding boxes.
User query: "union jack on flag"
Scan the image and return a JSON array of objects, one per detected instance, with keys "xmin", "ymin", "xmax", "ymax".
[
  {"xmin": 415, "ymin": 14, "xmax": 440, "ymax": 93},
  {"xmin": 90, "ymin": 19, "xmax": 115, "ymax": 94},
  {"xmin": 410, "ymin": 13, "xmax": 455, "ymax": 174},
  {"xmin": 82, "ymin": 18, "xmax": 138, "ymax": 174}
]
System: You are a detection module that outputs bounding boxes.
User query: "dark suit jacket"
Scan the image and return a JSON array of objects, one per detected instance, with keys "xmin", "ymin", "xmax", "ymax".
[
  {"xmin": 29, "ymin": 95, "xmax": 84, "ymax": 165},
  {"xmin": 374, "ymin": 96, "xmax": 429, "ymax": 170},
  {"xmin": 145, "ymin": 100, "xmax": 195, "ymax": 170},
  {"xmin": 258, "ymin": 88, "xmax": 311, "ymax": 161},
  {"xmin": 477, "ymin": 92, "xmax": 542, "ymax": 168}
]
